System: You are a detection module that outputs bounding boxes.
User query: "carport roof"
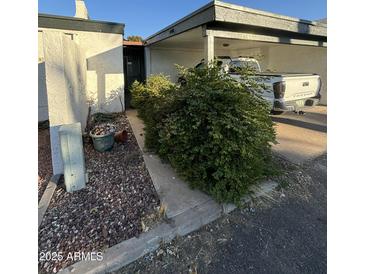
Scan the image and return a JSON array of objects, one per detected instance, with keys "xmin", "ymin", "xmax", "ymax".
[{"xmin": 145, "ymin": 0, "xmax": 327, "ymax": 45}]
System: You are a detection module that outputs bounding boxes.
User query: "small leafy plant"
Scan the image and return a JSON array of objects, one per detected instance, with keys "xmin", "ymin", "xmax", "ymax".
[{"xmin": 131, "ymin": 63, "xmax": 277, "ymax": 204}]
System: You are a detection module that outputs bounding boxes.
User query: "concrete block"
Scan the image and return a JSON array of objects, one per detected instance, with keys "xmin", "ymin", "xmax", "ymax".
[{"xmin": 59, "ymin": 123, "xmax": 86, "ymax": 192}]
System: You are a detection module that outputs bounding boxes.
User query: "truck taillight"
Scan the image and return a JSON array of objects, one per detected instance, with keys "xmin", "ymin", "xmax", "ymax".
[
  {"xmin": 273, "ymin": 81, "xmax": 286, "ymax": 99},
  {"xmin": 318, "ymin": 77, "xmax": 322, "ymax": 96}
]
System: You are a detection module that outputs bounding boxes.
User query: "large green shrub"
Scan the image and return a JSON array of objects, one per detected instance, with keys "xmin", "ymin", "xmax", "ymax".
[
  {"xmin": 130, "ymin": 74, "xmax": 177, "ymax": 149},
  {"xmin": 131, "ymin": 64, "xmax": 276, "ymax": 204}
]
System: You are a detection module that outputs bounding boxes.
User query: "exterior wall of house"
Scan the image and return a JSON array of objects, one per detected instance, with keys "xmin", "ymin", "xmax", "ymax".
[
  {"xmin": 42, "ymin": 30, "xmax": 89, "ymax": 174},
  {"xmin": 78, "ymin": 31, "xmax": 125, "ymax": 114},
  {"xmin": 149, "ymin": 48, "xmax": 203, "ymax": 81},
  {"xmin": 148, "ymin": 47, "xmax": 235, "ymax": 81},
  {"xmin": 265, "ymin": 45, "xmax": 327, "ymax": 105},
  {"xmin": 38, "ymin": 27, "xmax": 125, "ymax": 122},
  {"xmin": 38, "ymin": 26, "xmax": 124, "ymax": 174},
  {"xmin": 40, "ymin": 30, "xmax": 88, "ymax": 129},
  {"xmin": 38, "ymin": 31, "xmax": 49, "ymax": 122}
]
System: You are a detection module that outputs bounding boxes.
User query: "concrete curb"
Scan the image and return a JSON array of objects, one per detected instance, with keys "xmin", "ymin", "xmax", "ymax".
[
  {"xmin": 58, "ymin": 180, "xmax": 277, "ymax": 274},
  {"xmin": 223, "ymin": 180, "xmax": 278, "ymax": 214},
  {"xmin": 38, "ymin": 174, "xmax": 62, "ymax": 228}
]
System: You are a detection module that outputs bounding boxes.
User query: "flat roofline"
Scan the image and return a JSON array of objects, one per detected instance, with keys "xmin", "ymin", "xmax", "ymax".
[
  {"xmin": 38, "ymin": 13, "xmax": 125, "ymax": 34},
  {"xmin": 145, "ymin": 1, "xmax": 215, "ymax": 41},
  {"xmin": 145, "ymin": 0, "xmax": 326, "ymax": 45},
  {"xmin": 214, "ymin": 1, "xmax": 321, "ymax": 26}
]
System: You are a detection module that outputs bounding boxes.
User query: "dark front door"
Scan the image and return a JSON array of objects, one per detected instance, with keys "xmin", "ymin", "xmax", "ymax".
[{"xmin": 123, "ymin": 46, "xmax": 145, "ymax": 108}]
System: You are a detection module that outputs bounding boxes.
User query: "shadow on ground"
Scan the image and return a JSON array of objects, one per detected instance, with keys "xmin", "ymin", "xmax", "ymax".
[
  {"xmin": 272, "ymin": 116, "xmax": 327, "ymax": 133},
  {"xmin": 272, "ymin": 106, "xmax": 327, "ymax": 164}
]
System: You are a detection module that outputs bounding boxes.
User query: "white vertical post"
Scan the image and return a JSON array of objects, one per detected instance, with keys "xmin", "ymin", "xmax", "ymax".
[
  {"xmin": 204, "ymin": 34, "xmax": 215, "ymax": 65},
  {"xmin": 144, "ymin": 46, "xmax": 151, "ymax": 78}
]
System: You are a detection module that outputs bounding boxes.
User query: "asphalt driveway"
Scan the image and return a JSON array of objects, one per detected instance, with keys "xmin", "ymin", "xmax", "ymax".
[{"xmin": 272, "ymin": 106, "xmax": 327, "ymax": 164}]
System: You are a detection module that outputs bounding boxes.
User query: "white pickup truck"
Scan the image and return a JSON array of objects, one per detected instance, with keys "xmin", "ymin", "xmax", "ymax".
[{"xmin": 190, "ymin": 57, "xmax": 322, "ymax": 114}]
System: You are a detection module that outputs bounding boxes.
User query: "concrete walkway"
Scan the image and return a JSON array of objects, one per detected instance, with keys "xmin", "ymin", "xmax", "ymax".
[{"xmin": 126, "ymin": 109, "xmax": 217, "ymax": 219}]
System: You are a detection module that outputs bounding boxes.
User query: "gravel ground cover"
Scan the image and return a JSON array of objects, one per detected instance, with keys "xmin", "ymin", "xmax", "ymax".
[
  {"xmin": 38, "ymin": 113, "xmax": 160, "ymax": 273},
  {"xmin": 38, "ymin": 127, "xmax": 53, "ymax": 202}
]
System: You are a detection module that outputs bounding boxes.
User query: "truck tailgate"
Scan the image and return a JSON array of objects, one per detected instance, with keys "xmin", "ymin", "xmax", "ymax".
[{"xmin": 283, "ymin": 75, "xmax": 320, "ymax": 101}]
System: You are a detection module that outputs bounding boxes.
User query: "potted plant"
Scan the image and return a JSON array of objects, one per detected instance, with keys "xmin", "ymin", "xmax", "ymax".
[{"xmin": 89, "ymin": 123, "xmax": 116, "ymax": 152}]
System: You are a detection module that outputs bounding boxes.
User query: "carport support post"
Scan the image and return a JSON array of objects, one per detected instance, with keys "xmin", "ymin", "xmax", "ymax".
[
  {"xmin": 144, "ymin": 46, "xmax": 151, "ymax": 78},
  {"xmin": 204, "ymin": 34, "xmax": 214, "ymax": 65}
]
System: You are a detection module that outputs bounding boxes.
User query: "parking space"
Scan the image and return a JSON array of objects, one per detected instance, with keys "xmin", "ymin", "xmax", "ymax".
[{"xmin": 272, "ymin": 106, "xmax": 327, "ymax": 164}]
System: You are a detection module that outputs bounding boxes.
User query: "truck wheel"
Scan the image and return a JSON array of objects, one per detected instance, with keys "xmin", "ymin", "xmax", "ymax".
[{"xmin": 271, "ymin": 110, "xmax": 284, "ymax": 115}]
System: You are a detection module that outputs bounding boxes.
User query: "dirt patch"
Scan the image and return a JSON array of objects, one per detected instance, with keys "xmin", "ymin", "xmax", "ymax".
[
  {"xmin": 38, "ymin": 127, "xmax": 53, "ymax": 202},
  {"xmin": 38, "ymin": 113, "xmax": 160, "ymax": 273}
]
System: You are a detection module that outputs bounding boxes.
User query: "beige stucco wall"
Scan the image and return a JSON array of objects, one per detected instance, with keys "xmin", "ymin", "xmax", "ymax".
[
  {"xmin": 79, "ymin": 31, "xmax": 125, "ymax": 113},
  {"xmin": 38, "ymin": 31, "xmax": 49, "ymax": 122},
  {"xmin": 41, "ymin": 30, "xmax": 89, "ymax": 174},
  {"xmin": 149, "ymin": 48, "xmax": 203, "ymax": 81},
  {"xmin": 149, "ymin": 47, "xmax": 236, "ymax": 81},
  {"xmin": 265, "ymin": 45, "xmax": 327, "ymax": 105},
  {"xmin": 38, "ymin": 28, "xmax": 125, "ymax": 123},
  {"xmin": 41, "ymin": 31, "xmax": 88, "ymax": 129},
  {"xmin": 38, "ymin": 27, "xmax": 124, "ymax": 174}
]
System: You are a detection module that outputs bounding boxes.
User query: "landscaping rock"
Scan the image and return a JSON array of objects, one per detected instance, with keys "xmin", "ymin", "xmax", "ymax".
[{"xmin": 38, "ymin": 113, "xmax": 160, "ymax": 273}]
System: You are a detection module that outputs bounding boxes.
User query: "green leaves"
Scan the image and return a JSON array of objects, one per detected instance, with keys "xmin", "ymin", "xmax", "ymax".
[{"xmin": 131, "ymin": 63, "xmax": 277, "ymax": 205}]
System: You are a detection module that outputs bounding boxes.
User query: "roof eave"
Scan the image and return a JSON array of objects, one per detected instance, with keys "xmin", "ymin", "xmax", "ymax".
[
  {"xmin": 38, "ymin": 13, "xmax": 125, "ymax": 35},
  {"xmin": 145, "ymin": 0, "xmax": 326, "ymax": 46}
]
